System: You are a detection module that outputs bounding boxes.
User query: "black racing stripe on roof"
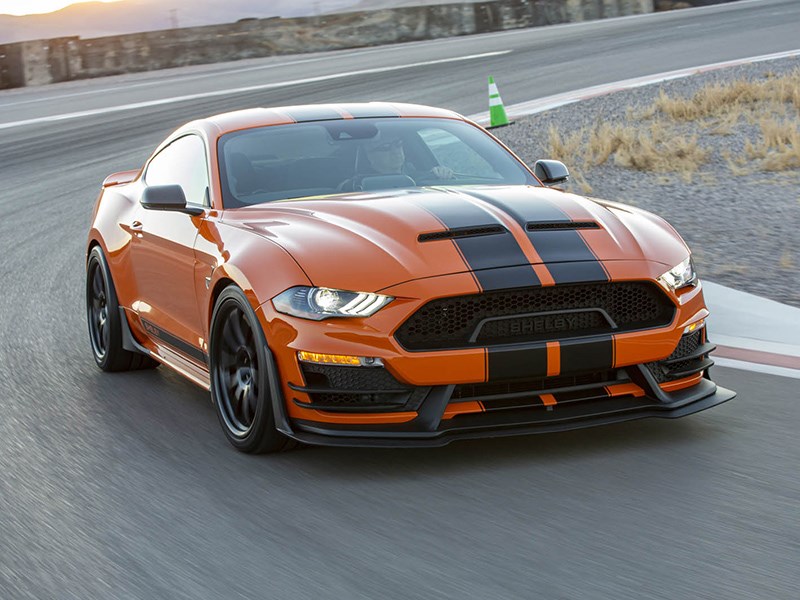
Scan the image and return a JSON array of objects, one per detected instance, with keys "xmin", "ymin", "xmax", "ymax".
[
  {"xmin": 345, "ymin": 105, "xmax": 402, "ymax": 119},
  {"xmin": 281, "ymin": 107, "xmax": 345, "ymax": 122},
  {"xmin": 413, "ymin": 195, "xmax": 540, "ymax": 291}
]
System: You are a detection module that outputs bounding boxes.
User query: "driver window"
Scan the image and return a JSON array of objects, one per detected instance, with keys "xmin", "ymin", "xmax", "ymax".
[
  {"xmin": 145, "ymin": 135, "xmax": 209, "ymax": 206},
  {"xmin": 418, "ymin": 128, "xmax": 499, "ymax": 179}
]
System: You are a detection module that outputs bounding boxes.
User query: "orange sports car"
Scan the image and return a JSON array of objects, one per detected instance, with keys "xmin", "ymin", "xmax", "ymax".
[{"xmin": 86, "ymin": 102, "xmax": 734, "ymax": 452}]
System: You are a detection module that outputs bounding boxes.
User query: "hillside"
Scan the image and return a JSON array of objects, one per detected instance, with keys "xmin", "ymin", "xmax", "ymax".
[
  {"xmin": 0, "ymin": 0, "xmax": 357, "ymax": 43},
  {"xmin": 0, "ymin": 0, "xmax": 488, "ymax": 43}
]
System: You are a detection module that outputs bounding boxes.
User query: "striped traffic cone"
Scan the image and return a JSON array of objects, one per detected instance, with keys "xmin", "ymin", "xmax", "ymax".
[{"xmin": 488, "ymin": 76, "xmax": 510, "ymax": 128}]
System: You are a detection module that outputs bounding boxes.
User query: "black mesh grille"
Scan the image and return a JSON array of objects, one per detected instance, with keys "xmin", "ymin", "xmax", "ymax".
[
  {"xmin": 645, "ymin": 329, "xmax": 706, "ymax": 383},
  {"xmin": 301, "ymin": 363, "xmax": 409, "ymax": 391},
  {"xmin": 298, "ymin": 363, "xmax": 428, "ymax": 411},
  {"xmin": 395, "ymin": 282, "xmax": 675, "ymax": 351}
]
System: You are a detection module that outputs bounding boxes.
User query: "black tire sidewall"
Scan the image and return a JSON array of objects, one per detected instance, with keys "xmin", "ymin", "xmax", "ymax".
[
  {"xmin": 86, "ymin": 246, "xmax": 124, "ymax": 371},
  {"xmin": 209, "ymin": 286, "xmax": 281, "ymax": 453}
]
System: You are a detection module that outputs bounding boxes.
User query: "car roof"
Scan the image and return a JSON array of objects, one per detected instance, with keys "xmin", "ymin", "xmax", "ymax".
[{"xmin": 196, "ymin": 102, "xmax": 466, "ymax": 135}]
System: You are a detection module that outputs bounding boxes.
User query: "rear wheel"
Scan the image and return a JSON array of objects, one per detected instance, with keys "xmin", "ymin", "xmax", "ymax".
[
  {"xmin": 86, "ymin": 245, "xmax": 158, "ymax": 372},
  {"xmin": 209, "ymin": 286, "xmax": 295, "ymax": 453}
]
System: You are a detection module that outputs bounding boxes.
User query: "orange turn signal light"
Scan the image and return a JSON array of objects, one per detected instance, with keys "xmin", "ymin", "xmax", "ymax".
[
  {"xmin": 683, "ymin": 318, "xmax": 705, "ymax": 334},
  {"xmin": 297, "ymin": 351, "xmax": 362, "ymax": 366}
]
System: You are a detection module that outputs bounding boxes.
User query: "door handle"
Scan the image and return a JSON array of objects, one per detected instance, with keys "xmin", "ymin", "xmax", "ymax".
[{"xmin": 131, "ymin": 220, "xmax": 143, "ymax": 229}]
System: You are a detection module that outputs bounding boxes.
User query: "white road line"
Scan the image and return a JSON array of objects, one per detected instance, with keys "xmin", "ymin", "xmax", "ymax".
[
  {"xmin": 0, "ymin": 46, "xmax": 417, "ymax": 108},
  {"xmin": 468, "ymin": 48, "xmax": 800, "ymax": 124},
  {"xmin": 0, "ymin": 50, "xmax": 510, "ymax": 130},
  {"xmin": 714, "ymin": 358, "xmax": 800, "ymax": 380}
]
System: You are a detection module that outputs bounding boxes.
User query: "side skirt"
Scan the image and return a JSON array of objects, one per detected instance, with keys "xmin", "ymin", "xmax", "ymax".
[{"xmin": 119, "ymin": 307, "xmax": 211, "ymax": 391}]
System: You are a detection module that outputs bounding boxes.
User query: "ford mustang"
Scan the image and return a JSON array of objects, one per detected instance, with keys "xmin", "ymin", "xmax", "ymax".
[{"xmin": 86, "ymin": 102, "xmax": 734, "ymax": 452}]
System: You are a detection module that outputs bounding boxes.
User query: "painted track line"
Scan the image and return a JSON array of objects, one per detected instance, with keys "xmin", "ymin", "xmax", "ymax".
[
  {"xmin": 468, "ymin": 48, "xmax": 800, "ymax": 124},
  {"xmin": 0, "ymin": 50, "xmax": 510, "ymax": 130}
]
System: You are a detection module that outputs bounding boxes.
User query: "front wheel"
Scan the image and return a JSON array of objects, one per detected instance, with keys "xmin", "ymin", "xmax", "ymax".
[{"xmin": 209, "ymin": 286, "xmax": 295, "ymax": 453}]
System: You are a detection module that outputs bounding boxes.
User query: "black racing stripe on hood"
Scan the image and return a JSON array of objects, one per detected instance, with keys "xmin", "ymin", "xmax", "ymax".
[
  {"xmin": 413, "ymin": 195, "xmax": 540, "ymax": 291},
  {"xmin": 281, "ymin": 107, "xmax": 345, "ymax": 122},
  {"xmin": 463, "ymin": 190, "xmax": 609, "ymax": 284}
]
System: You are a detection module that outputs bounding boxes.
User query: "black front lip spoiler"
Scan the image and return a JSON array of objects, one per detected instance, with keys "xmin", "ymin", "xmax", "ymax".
[{"xmin": 264, "ymin": 344, "xmax": 735, "ymax": 448}]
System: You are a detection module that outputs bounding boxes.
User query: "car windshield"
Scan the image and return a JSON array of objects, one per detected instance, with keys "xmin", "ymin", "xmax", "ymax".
[{"xmin": 217, "ymin": 117, "xmax": 539, "ymax": 207}]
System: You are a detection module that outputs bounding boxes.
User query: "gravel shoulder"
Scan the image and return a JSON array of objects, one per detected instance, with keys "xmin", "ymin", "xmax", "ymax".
[{"xmin": 493, "ymin": 56, "xmax": 800, "ymax": 308}]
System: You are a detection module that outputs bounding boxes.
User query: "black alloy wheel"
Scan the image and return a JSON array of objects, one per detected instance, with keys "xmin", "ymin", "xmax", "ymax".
[
  {"xmin": 86, "ymin": 246, "xmax": 157, "ymax": 372},
  {"xmin": 209, "ymin": 286, "xmax": 294, "ymax": 453},
  {"xmin": 88, "ymin": 258, "xmax": 110, "ymax": 360}
]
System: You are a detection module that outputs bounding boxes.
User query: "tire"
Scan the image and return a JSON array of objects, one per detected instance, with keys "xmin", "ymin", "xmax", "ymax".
[
  {"xmin": 86, "ymin": 245, "xmax": 158, "ymax": 372},
  {"xmin": 209, "ymin": 285, "xmax": 296, "ymax": 454}
]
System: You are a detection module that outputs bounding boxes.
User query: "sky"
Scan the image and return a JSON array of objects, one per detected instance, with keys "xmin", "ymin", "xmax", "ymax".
[{"xmin": 0, "ymin": 0, "xmax": 122, "ymax": 16}]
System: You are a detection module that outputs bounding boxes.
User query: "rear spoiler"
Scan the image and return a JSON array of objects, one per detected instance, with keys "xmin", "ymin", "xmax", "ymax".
[{"xmin": 102, "ymin": 169, "xmax": 140, "ymax": 188}]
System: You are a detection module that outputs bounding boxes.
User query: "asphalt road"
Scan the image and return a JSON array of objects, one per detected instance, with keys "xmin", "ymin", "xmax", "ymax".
[{"xmin": 1, "ymin": 1, "xmax": 799, "ymax": 598}]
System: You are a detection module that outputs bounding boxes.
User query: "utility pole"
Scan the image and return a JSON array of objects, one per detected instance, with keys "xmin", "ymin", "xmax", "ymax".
[{"xmin": 169, "ymin": 9, "xmax": 179, "ymax": 29}]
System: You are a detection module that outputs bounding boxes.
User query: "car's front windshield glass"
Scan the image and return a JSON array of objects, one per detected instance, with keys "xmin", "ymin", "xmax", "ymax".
[{"xmin": 218, "ymin": 117, "xmax": 539, "ymax": 207}]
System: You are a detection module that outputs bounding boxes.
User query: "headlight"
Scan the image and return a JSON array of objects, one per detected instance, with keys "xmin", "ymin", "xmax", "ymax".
[
  {"xmin": 272, "ymin": 286, "xmax": 393, "ymax": 320},
  {"xmin": 658, "ymin": 257, "xmax": 697, "ymax": 291}
]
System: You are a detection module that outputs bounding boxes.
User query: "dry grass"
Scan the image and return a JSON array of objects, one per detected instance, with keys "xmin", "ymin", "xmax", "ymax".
[
  {"xmin": 545, "ymin": 120, "xmax": 709, "ymax": 181},
  {"xmin": 543, "ymin": 68, "xmax": 800, "ymax": 184},
  {"xmin": 644, "ymin": 69, "xmax": 800, "ymax": 121},
  {"xmin": 744, "ymin": 117, "xmax": 800, "ymax": 171}
]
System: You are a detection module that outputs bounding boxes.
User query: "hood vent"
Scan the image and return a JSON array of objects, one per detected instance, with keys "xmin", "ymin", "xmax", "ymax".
[
  {"xmin": 419, "ymin": 225, "xmax": 506, "ymax": 242},
  {"xmin": 526, "ymin": 221, "xmax": 600, "ymax": 231}
]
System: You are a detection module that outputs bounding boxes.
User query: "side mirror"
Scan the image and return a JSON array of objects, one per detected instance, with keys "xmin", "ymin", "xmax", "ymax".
[
  {"xmin": 141, "ymin": 185, "xmax": 203, "ymax": 216},
  {"xmin": 534, "ymin": 160, "xmax": 570, "ymax": 186}
]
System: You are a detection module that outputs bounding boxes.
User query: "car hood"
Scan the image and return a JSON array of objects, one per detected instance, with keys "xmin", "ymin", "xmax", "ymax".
[{"xmin": 227, "ymin": 185, "xmax": 689, "ymax": 292}]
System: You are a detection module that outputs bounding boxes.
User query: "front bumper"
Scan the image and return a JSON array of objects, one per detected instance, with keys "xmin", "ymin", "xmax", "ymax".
[{"xmin": 265, "ymin": 344, "xmax": 735, "ymax": 447}]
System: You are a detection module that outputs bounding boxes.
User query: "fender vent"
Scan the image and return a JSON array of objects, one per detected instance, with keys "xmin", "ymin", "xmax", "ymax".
[
  {"xmin": 418, "ymin": 225, "xmax": 506, "ymax": 242},
  {"xmin": 526, "ymin": 221, "xmax": 600, "ymax": 231}
]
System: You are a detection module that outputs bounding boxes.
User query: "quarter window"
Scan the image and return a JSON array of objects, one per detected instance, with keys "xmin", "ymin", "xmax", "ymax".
[{"xmin": 145, "ymin": 135, "xmax": 209, "ymax": 206}]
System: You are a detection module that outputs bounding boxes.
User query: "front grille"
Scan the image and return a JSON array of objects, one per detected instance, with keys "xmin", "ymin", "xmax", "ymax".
[
  {"xmin": 395, "ymin": 281, "xmax": 675, "ymax": 351},
  {"xmin": 297, "ymin": 363, "xmax": 428, "ymax": 411}
]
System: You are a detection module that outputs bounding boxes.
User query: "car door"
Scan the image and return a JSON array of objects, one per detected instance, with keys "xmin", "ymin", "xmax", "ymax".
[{"xmin": 129, "ymin": 133, "xmax": 210, "ymax": 363}]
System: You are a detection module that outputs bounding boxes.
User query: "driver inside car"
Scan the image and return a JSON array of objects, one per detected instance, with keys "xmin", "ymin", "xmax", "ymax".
[{"xmin": 339, "ymin": 135, "xmax": 454, "ymax": 191}]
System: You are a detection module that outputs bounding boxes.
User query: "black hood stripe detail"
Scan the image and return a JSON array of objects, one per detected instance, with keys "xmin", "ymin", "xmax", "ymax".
[
  {"xmin": 414, "ymin": 196, "xmax": 540, "ymax": 291},
  {"xmin": 463, "ymin": 191, "xmax": 609, "ymax": 284}
]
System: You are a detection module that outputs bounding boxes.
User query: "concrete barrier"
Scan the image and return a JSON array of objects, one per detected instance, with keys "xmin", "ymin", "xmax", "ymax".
[{"xmin": 0, "ymin": 0, "xmax": 657, "ymax": 89}]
